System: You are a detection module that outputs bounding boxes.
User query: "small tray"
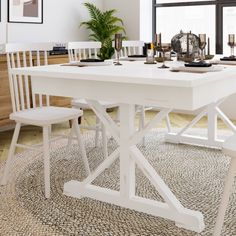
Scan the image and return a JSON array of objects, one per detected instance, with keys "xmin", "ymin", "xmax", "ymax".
[
  {"xmin": 120, "ymin": 57, "xmax": 146, "ymax": 61},
  {"xmin": 61, "ymin": 60, "xmax": 112, "ymax": 67},
  {"xmin": 211, "ymin": 60, "xmax": 236, "ymax": 66},
  {"xmin": 170, "ymin": 65, "xmax": 224, "ymax": 73}
]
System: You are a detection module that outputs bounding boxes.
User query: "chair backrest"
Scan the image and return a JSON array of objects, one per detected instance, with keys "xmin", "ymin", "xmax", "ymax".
[
  {"xmin": 114, "ymin": 41, "xmax": 145, "ymax": 58},
  {"xmin": 5, "ymin": 43, "xmax": 54, "ymax": 113},
  {"xmin": 68, "ymin": 41, "xmax": 102, "ymax": 62}
]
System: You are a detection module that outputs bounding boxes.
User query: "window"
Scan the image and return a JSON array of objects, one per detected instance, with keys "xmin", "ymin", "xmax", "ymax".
[
  {"xmin": 223, "ymin": 6, "xmax": 236, "ymax": 55},
  {"xmin": 153, "ymin": 0, "xmax": 236, "ymax": 54}
]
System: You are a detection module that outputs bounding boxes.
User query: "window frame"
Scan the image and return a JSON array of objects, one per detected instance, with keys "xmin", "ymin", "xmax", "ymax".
[{"xmin": 152, "ymin": 0, "xmax": 236, "ymax": 54}]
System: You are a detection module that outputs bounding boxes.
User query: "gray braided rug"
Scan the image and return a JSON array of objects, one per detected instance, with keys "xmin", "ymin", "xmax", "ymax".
[{"xmin": 0, "ymin": 130, "xmax": 235, "ymax": 236}]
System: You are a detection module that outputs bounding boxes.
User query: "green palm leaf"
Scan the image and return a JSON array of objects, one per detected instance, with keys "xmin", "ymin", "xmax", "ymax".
[{"xmin": 80, "ymin": 3, "xmax": 127, "ymax": 60}]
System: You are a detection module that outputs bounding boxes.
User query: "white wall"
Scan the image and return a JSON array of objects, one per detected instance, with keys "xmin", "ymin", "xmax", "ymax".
[
  {"xmin": 0, "ymin": 0, "xmax": 103, "ymax": 45},
  {"xmin": 103, "ymin": 0, "xmax": 140, "ymax": 40},
  {"xmin": 0, "ymin": 0, "xmax": 8, "ymax": 45}
]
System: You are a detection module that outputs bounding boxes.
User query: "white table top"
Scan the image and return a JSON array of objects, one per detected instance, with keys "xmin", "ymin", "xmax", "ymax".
[
  {"xmin": 11, "ymin": 60, "xmax": 236, "ymax": 110},
  {"xmin": 12, "ymin": 61, "xmax": 236, "ymax": 88}
]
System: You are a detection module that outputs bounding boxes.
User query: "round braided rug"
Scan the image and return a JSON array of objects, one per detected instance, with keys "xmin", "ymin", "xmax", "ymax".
[{"xmin": 0, "ymin": 130, "xmax": 236, "ymax": 236}]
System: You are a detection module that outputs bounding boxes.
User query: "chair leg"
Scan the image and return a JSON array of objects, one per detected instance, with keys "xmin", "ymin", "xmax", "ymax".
[
  {"xmin": 1, "ymin": 123, "xmax": 21, "ymax": 185},
  {"xmin": 43, "ymin": 125, "xmax": 51, "ymax": 199},
  {"xmin": 95, "ymin": 116, "xmax": 100, "ymax": 147},
  {"xmin": 65, "ymin": 122, "xmax": 74, "ymax": 158},
  {"xmin": 165, "ymin": 114, "xmax": 172, "ymax": 133},
  {"xmin": 48, "ymin": 125, "xmax": 52, "ymax": 137},
  {"xmin": 72, "ymin": 119, "xmax": 90, "ymax": 175},
  {"xmin": 101, "ymin": 124, "xmax": 108, "ymax": 159},
  {"xmin": 213, "ymin": 157, "xmax": 236, "ymax": 236},
  {"xmin": 139, "ymin": 106, "xmax": 146, "ymax": 146},
  {"xmin": 115, "ymin": 106, "xmax": 120, "ymax": 122}
]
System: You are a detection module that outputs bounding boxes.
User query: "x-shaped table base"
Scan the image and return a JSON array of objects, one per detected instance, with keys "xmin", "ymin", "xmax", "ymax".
[{"xmin": 64, "ymin": 100, "xmax": 205, "ymax": 233}]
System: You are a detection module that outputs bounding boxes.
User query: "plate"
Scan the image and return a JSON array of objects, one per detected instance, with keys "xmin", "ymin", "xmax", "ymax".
[
  {"xmin": 61, "ymin": 60, "xmax": 113, "ymax": 67},
  {"xmin": 77, "ymin": 60, "xmax": 113, "ymax": 66},
  {"xmin": 220, "ymin": 57, "xmax": 236, "ymax": 61},
  {"xmin": 119, "ymin": 57, "xmax": 146, "ymax": 62},
  {"xmin": 211, "ymin": 60, "xmax": 236, "ymax": 66},
  {"xmin": 170, "ymin": 65, "xmax": 224, "ymax": 73}
]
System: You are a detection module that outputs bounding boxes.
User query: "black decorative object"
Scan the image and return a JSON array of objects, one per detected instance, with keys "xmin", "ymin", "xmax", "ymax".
[
  {"xmin": 49, "ymin": 46, "xmax": 68, "ymax": 55},
  {"xmin": 171, "ymin": 31, "xmax": 200, "ymax": 62}
]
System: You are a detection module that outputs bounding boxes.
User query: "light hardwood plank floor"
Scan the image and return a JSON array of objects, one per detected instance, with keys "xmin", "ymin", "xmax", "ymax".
[{"xmin": 0, "ymin": 110, "xmax": 234, "ymax": 164}]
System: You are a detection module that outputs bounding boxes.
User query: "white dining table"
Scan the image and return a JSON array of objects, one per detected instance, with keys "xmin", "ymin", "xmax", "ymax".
[{"xmin": 12, "ymin": 61, "xmax": 236, "ymax": 233}]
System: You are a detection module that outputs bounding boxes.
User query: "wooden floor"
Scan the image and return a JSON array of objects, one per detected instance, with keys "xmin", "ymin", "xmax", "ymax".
[{"xmin": 0, "ymin": 110, "xmax": 233, "ymax": 164}]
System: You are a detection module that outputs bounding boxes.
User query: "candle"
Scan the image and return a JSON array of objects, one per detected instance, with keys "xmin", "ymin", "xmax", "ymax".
[
  {"xmin": 207, "ymin": 37, "xmax": 210, "ymax": 55},
  {"xmin": 6, "ymin": 23, "xmax": 8, "ymax": 44},
  {"xmin": 186, "ymin": 33, "xmax": 189, "ymax": 56},
  {"xmin": 199, "ymin": 34, "xmax": 206, "ymax": 44},
  {"xmin": 114, "ymin": 34, "xmax": 122, "ymax": 51},
  {"xmin": 156, "ymin": 33, "xmax": 162, "ymax": 46},
  {"xmin": 228, "ymin": 34, "xmax": 235, "ymax": 46}
]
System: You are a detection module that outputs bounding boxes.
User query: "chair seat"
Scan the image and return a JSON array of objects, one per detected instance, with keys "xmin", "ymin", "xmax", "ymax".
[
  {"xmin": 10, "ymin": 106, "xmax": 83, "ymax": 126},
  {"xmin": 72, "ymin": 99, "xmax": 119, "ymax": 109},
  {"xmin": 223, "ymin": 135, "xmax": 236, "ymax": 158}
]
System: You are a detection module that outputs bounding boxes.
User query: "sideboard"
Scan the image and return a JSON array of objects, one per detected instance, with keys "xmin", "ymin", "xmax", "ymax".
[{"xmin": 0, "ymin": 54, "xmax": 71, "ymax": 131}]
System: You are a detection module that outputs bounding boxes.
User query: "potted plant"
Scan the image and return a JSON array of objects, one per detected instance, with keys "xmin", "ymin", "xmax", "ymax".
[{"xmin": 81, "ymin": 3, "xmax": 126, "ymax": 60}]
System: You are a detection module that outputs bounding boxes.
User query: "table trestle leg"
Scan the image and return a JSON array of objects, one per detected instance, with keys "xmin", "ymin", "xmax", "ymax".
[
  {"xmin": 63, "ymin": 102, "xmax": 205, "ymax": 233},
  {"xmin": 165, "ymin": 98, "xmax": 235, "ymax": 148},
  {"xmin": 86, "ymin": 99, "xmax": 120, "ymax": 144}
]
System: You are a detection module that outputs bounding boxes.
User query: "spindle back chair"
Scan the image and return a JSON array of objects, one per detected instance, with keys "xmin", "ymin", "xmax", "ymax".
[
  {"xmin": 114, "ymin": 40, "xmax": 145, "ymax": 58},
  {"xmin": 6, "ymin": 43, "xmax": 53, "ymax": 113},
  {"xmin": 1, "ymin": 43, "xmax": 90, "ymax": 198},
  {"xmin": 68, "ymin": 41, "xmax": 101, "ymax": 61}
]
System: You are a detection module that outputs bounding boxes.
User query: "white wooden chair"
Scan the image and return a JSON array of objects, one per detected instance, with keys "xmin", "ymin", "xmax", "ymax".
[
  {"xmin": 68, "ymin": 41, "xmax": 101, "ymax": 61},
  {"xmin": 117, "ymin": 40, "xmax": 145, "ymax": 58},
  {"xmin": 213, "ymin": 135, "xmax": 236, "ymax": 236},
  {"xmin": 68, "ymin": 41, "xmax": 120, "ymax": 159},
  {"xmin": 1, "ymin": 43, "xmax": 90, "ymax": 199}
]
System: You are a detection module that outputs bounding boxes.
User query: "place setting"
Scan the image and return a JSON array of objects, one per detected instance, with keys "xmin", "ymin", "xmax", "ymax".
[
  {"xmin": 61, "ymin": 58, "xmax": 113, "ymax": 67},
  {"xmin": 211, "ymin": 34, "xmax": 236, "ymax": 66},
  {"xmin": 164, "ymin": 31, "xmax": 224, "ymax": 73}
]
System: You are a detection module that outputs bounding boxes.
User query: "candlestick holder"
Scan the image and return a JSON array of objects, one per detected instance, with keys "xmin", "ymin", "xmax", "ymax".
[
  {"xmin": 156, "ymin": 43, "xmax": 172, "ymax": 69},
  {"xmin": 205, "ymin": 37, "xmax": 214, "ymax": 60},
  {"xmin": 114, "ymin": 34, "xmax": 123, "ymax": 66},
  {"xmin": 199, "ymin": 34, "xmax": 207, "ymax": 61},
  {"xmin": 228, "ymin": 34, "xmax": 235, "ymax": 58}
]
